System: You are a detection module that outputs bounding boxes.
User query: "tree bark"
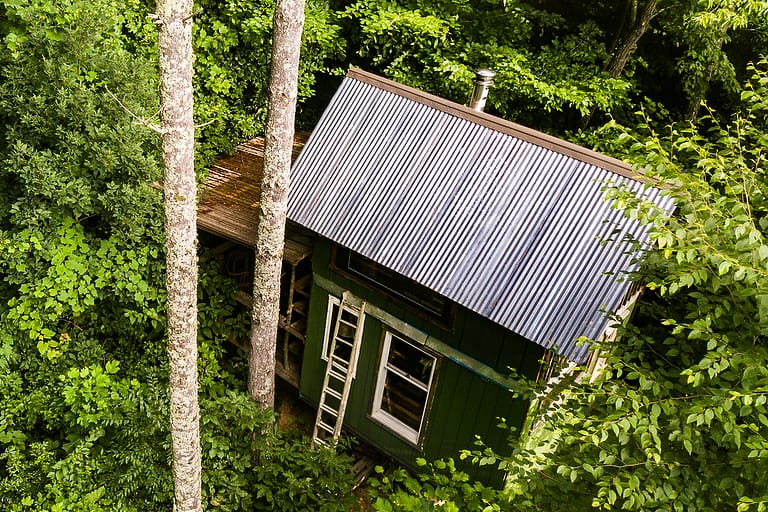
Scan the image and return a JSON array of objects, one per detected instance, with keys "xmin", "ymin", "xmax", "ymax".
[
  {"xmin": 606, "ymin": 0, "xmax": 638, "ymax": 59},
  {"xmin": 685, "ymin": 32, "xmax": 727, "ymax": 121},
  {"xmin": 248, "ymin": 0, "xmax": 306, "ymax": 409},
  {"xmin": 580, "ymin": 0, "xmax": 658, "ymax": 129},
  {"xmin": 157, "ymin": 0, "xmax": 201, "ymax": 510},
  {"xmin": 605, "ymin": 0, "xmax": 659, "ymax": 79}
]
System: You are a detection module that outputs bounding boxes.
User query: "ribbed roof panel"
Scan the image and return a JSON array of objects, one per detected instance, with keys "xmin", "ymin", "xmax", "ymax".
[{"xmin": 288, "ymin": 70, "xmax": 675, "ymax": 363}]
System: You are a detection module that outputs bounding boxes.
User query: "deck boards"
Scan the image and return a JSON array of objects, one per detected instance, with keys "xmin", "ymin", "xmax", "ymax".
[{"xmin": 198, "ymin": 134, "xmax": 309, "ymax": 247}]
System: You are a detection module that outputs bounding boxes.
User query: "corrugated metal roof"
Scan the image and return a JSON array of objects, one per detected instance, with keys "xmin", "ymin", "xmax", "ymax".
[{"xmin": 288, "ymin": 69, "xmax": 675, "ymax": 362}]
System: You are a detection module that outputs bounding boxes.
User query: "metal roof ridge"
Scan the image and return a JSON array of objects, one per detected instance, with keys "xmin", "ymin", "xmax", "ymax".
[{"xmin": 346, "ymin": 67, "xmax": 642, "ymax": 182}]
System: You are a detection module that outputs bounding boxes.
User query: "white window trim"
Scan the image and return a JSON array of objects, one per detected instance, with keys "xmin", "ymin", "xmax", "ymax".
[
  {"xmin": 321, "ymin": 293, "xmax": 365, "ymax": 379},
  {"xmin": 321, "ymin": 295, "xmax": 341, "ymax": 362},
  {"xmin": 371, "ymin": 330, "xmax": 436, "ymax": 445}
]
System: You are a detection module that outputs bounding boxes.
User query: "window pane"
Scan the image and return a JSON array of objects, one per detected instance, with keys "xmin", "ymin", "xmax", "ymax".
[
  {"xmin": 323, "ymin": 302, "xmax": 339, "ymax": 359},
  {"xmin": 337, "ymin": 308, "xmax": 358, "ymax": 342},
  {"xmin": 387, "ymin": 336, "xmax": 434, "ymax": 387},
  {"xmin": 381, "ymin": 371, "xmax": 427, "ymax": 431},
  {"xmin": 347, "ymin": 251, "xmax": 446, "ymax": 315},
  {"xmin": 371, "ymin": 331, "xmax": 437, "ymax": 443}
]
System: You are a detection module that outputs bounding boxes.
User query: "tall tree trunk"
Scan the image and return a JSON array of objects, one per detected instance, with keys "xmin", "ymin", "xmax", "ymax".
[
  {"xmin": 157, "ymin": 0, "xmax": 201, "ymax": 510},
  {"xmin": 580, "ymin": 0, "xmax": 658, "ymax": 129},
  {"xmin": 248, "ymin": 0, "xmax": 306, "ymax": 409},
  {"xmin": 606, "ymin": 0, "xmax": 638, "ymax": 59},
  {"xmin": 685, "ymin": 32, "xmax": 727, "ymax": 121}
]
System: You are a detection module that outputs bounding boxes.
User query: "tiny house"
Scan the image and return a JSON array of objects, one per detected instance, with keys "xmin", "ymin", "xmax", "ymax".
[{"xmin": 197, "ymin": 69, "xmax": 674, "ymax": 484}]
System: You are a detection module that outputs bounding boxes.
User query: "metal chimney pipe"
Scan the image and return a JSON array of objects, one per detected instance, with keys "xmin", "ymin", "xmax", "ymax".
[{"xmin": 468, "ymin": 68, "xmax": 495, "ymax": 112}]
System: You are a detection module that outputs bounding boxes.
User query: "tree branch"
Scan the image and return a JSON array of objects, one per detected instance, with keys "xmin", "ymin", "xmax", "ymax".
[{"xmin": 105, "ymin": 87, "xmax": 162, "ymax": 133}]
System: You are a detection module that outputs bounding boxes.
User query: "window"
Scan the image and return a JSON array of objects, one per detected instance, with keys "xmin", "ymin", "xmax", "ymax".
[
  {"xmin": 332, "ymin": 245, "xmax": 453, "ymax": 326},
  {"xmin": 372, "ymin": 331, "xmax": 437, "ymax": 444}
]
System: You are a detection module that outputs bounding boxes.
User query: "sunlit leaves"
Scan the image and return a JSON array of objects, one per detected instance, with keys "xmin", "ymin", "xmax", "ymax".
[
  {"xmin": 190, "ymin": 0, "xmax": 344, "ymax": 162},
  {"xmin": 342, "ymin": 0, "xmax": 634, "ymax": 131},
  {"xmin": 504, "ymin": 60, "xmax": 768, "ymax": 511}
]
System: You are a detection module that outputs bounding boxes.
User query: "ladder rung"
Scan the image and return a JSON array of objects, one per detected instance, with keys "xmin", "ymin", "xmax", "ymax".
[
  {"xmin": 328, "ymin": 369, "xmax": 347, "ymax": 381},
  {"xmin": 331, "ymin": 362, "xmax": 349, "ymax": 375},
  {"xmin": 331, "ymin": 356, "xmax": 350, "ymax": 368},
  {"xmin": 334, "ymin": 337, "xmax": 353, "ymax": 347},
  {"xmin": 339, "ymin": 318, "xmax": 357, "ymax": 328},
  {"xmin": 320, "ymin": 404, "xmax": 338, "ymax": 416},
  {"xmin": 324, "ymin": 387, "xmax": 342, "ymax": 400},
  {"xmin": 317, "ymin": 421, "xmax": 335, "ymax": 433},
  {"xmin": 320, "ymin": 392, "xmax": 340, "ymax": 407}
]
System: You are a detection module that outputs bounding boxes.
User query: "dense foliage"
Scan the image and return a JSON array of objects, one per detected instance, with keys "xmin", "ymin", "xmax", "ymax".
[
  {"xmin": 337, "ymin": 0, "xmax": 631, "ymax": 130},
  {"xmin": 0, "ymin": 1, "xmax": 355, "ymax": 510},
  {"xmin": 190, "ymin": 0, "xmax": 344, "ymax": 160},
  {"xmin": 1, "ymin": 0, "xmax": 766, "ymax": 508},
  {"xmin": 370, "ymin": 60, "xmax": 768, "ymax": 511},
  {"xmin": 118, "ymin": 0, "xmax": 344, "ymax": 163},
  {"xmin": 501, "ymin": 65, "xmax": 768, "ymax": 511},
  {"xmin": 332, "ymin": 0, "xmax": 767, "ymax": 133}
]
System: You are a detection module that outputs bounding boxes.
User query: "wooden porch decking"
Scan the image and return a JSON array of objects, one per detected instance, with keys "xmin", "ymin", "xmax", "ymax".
[
  {"xmin": 198, "ymin": 134, "xmax": 309, "ymax": 247},
  {"xmin": 196, "ymin": 133, "xmax": 314, "ymax": 389}
]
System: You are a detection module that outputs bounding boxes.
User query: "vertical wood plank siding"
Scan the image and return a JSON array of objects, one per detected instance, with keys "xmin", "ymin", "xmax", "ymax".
[{"xmin": 299, "ymin": 239, "xmax": 542, "ymax": 485}]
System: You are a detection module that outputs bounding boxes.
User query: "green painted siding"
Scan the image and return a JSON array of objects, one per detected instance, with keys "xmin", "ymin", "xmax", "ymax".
[{"xmin": 299, "ymin": 237, "xmax": 545, "ymax": 485}]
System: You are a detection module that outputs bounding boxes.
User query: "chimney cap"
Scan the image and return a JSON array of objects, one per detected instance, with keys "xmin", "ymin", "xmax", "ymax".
[{"xmin": 474, "ymin": 68, "xmax": 496, "ymax": 83}]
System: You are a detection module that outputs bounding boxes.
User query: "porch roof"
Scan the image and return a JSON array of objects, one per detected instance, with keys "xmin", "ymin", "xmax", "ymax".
[{"xmin": 197, "ymin": 134, "xmax": 307, "ymax": 254}]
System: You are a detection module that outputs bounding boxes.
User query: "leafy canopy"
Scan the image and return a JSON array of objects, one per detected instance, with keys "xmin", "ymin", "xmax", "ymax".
[{"xmin": 0, "ymin": 1, "xmax": 356, "ymax": 510}]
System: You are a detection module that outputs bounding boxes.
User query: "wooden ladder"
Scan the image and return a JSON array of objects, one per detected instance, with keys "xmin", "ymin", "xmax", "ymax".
[{"xmin": 312, "ymin": 292, "xmax": 366, "ymax": 446}]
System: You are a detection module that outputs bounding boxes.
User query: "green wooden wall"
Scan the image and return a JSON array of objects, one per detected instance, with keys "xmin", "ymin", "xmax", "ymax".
[{"xmin": 299, "ymin": 238, "xmax": 545, "ymax": 485}]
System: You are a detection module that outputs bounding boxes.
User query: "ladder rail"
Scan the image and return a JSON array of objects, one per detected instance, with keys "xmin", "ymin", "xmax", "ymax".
[
  {"xmin": 312, "ymin": 291, "xmax": 366, "ymax": 446},
  {"xmin": 333, "ymin": 308, "xmax": 365, "ymax": 434}
]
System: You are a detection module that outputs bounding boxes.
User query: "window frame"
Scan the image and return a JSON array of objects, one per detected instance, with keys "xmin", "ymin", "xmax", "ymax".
[
  {"xmin": 331, "ymin": 245, "xmax": 454, "ymax": 329},
  {"xmin": 371, "ymin": 329, "xmax": 437, "ymax": 445},
  {"xmin": 321, "ymin": 295, "xmax": 340, "ymax": 362},
  {"xmin": 321, "ymin": 294, "xmax": 365, "ymax": 378}
]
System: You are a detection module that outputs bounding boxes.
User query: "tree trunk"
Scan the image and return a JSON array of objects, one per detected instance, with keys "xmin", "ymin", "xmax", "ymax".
[
  {"xmin": 248, "ymin": 0, "xmax": 306, "ymax": 409},
  {"xmin": 580, "ymin": 0, "xmax": 658, "ymax": 129},
  {"xmin": 605, "ymin": 0, "xmax": 659, "ymax": 79},
  {"xmin": 606, "ymin": 0, "xmax": 638, "ymax": 59},
  {"xmin": 685, "ymin": 32, "xmax": 727, "ymax": 121},
  {"xmin": 157, "ymin": 0, "xmax": 201, "ymax": 510}
]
